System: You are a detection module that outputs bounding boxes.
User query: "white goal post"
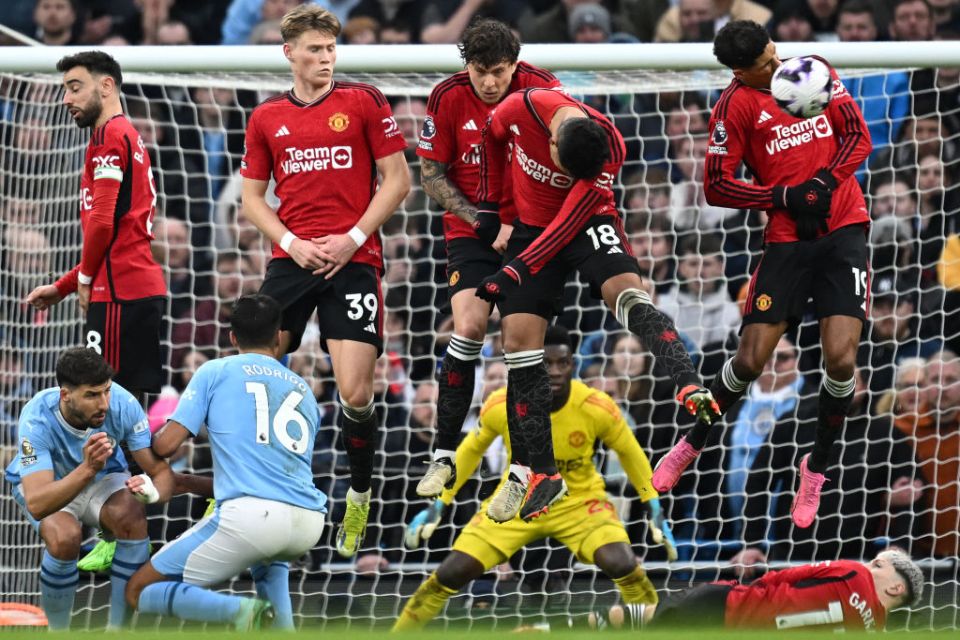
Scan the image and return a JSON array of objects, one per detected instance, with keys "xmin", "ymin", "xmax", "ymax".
[{"xmin": 0, "ymin": 42, "xmax": 957, "ymax": 632}]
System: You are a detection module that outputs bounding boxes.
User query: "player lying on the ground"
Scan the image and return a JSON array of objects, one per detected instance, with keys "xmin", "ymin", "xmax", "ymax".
[
  {"xmin": 125, "ymin": 295, "xmax": 327, "ymax": 630},
  {"xmin": 393, "ymin": 326, "xmax": 672, "ymax": 631},
  {"xmin": 474, "ymin": 86, "xmax": 717, "ymax": 522},
  {"xmin": 5, "ymin": 348, "xmax": 211, "ymax": 630},
  {"xmin": 654, "ymin": 20, "xmax": 873, "ymax": 530},
  {"xmin": 585, "ymin": 550, "xmax": 921, "ymax": 631}
]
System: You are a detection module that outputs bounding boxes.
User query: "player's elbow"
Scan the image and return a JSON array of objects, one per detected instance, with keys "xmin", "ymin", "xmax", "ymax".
[
  {"xmin": 25, "ymin": 498, "xmax": 51, "ymax": 522},
  {"xmin": 151, "ymin": 438, "xmax": 178, "ymax": 460}
]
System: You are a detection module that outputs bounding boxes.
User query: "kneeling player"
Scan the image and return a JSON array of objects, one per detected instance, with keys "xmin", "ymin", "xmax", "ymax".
[
  {"xmin": 588, "ymin": 550, "xmax": 922, "ymax": 632},
  {"xmin": 393, "ymin": 326, "xmax": 674, "ymax": 631},
  {"xmin": 125, "ymin": 295, "xmax": 326, "ymax": 630}
]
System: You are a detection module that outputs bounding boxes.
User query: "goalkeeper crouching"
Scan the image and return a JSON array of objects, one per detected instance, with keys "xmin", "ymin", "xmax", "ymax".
[{"xmin": 393, "ymin": 326, "xmax": 675, "ymax": 631}]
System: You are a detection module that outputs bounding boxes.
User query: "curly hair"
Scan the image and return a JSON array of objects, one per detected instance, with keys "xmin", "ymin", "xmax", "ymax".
[
  {"xmin": 557, "ymin": 117, "xmax": 610, "ymax": 180},
  {"xmin": 713, "ymin": 20, "xmax": 770, "ymax": 70},
  {"xmin": 458, "ymin": 18, "xmax": 520, "ymax": 68}
]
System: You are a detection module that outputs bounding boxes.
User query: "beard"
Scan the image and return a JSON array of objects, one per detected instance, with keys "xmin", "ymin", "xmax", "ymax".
[{"xmin": 73, "ymin": 96, "xmax": 102, "ymax": 129}]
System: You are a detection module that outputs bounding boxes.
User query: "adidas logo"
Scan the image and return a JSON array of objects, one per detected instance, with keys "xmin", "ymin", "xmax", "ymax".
[
  {"xmin": 757, "ymin": 110, "xmax": 772, "ymax": 125},
  {"xmin": 274, "ymin": 125, "xmax": 290, "ymax": 137},
  {"xmin": 462, "ymin": 119, "xmax": 478, "ymax": 131},
  {"xmin": 363, "ymin": 323, "xmax": 376, "ymax": 334},
  {"xmin": 509, "ymin": 124, "xmax": 520, "ymax": 136},
  {"xmin": 607, "ymin": 246, "xmax": 622, "ymax": 254}
]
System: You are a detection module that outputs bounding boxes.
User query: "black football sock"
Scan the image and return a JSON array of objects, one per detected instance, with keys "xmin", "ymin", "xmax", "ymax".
[
  {"xmin": 808, "ymin": 375, "xmax": 855, "ymax": 473},
  {"xmin": 617, "ymin": 289, "xmax": 699, "ymax": 390},
  {"xmin": 506, "ymin": 381, "xmax": 531, "ymax": 468},
  {"xmin": 339, "ymin": 395, "xmax": 377, "ymax": 493},
  {"xmin": 686, "ymin": 358, "xmax": 751, "ymax": 450},
  {"xmin": 505, "ymin": 350, "xmax": 556, "ymax": 475},
  {"xmin": 435, "ymin": 334, "xmax": 482, "ymax": 453}
]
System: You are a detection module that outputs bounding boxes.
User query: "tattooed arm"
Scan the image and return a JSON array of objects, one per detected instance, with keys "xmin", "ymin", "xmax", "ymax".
[{"xmin": 420, "ymin": 157, "xmax": 478, "ymax": 225}]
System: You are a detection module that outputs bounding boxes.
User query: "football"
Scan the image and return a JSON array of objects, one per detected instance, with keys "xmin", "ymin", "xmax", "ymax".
[{"xmin": 770, "ymin": 56, "xmax": 833, "ymax": 119}]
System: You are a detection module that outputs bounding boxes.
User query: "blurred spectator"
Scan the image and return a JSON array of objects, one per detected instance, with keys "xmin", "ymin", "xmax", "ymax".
[
  {"xmin": 190, "ymin": 86, "xmax": 245, "ymax": 200},
  {"xmin": 864, "ymin": 275, "xmax": 942, "ymax": 397},
  {"xmin": 667, "ymin": 135, "xmax": 739, "ymax": 232},
  {"xmin": 734, "ymin": 366, "xmax": 920, "ymax": 568},
  {"xmin": 0, "ymin": 346, "xmax": 33, "ymax": 444},
  {"xmin": 619, "ymin": 0, "xmax": 668, "ymax": 42},
  {"xmin": 379, "ymin": 18, "xmax": 415, "ymax": 43},
  {"xmin": 568, "ymin": 4, "xmax": 611, "ymax": 43},
  {"xmin": 915, "ymin": 154, "xmax": 960, "ymax": 272},
  {"xmin": 249, "ymin": 16, "xmax": 284, "ymax": 42},
  {"xmin": 221, "ymin": 0, "xmax": 302, "ymax": 45},
  {"xmin": 655, "ymin": 0, "xmax": 771, "ymax": 43},
  {"xmin": 214, "ymin": 171, "xmax": 278, "ymax": 251},
  {"xmin": 625, "ymin": 209, "xmax": 676, "ymax": 295},
  {"xmin": 172, "ymin": 348, "xmax": 210, "ymax": 391},
  {"xmin": 419, "ymin": 0, "xmax": 488, "ymax": 44},
  {"xmin": 805, "ymin": 0, "xmax": 839, "ymax": 38},
  {"xmin": 836, "ymin": 1, "xmax": 909, "ymax": 162},
  {"xmin": 869, "ymin": 216, "xmax": 917, "ymax": 292},
  {"xmin": 768, "ymin": 0, "xmax": 816, "ymax": 42},
  {"xmin": 889, "ymin": 0, "xmax": 936, "ymax": 40},
  {"xmin": 156, "ymin": 18, "xmax": 192, "ymax": 44},
  {"xmin": 883, "ymin": 356, "xmax": 958, "ymax": 557},
  {"xmin": 151, "ymin": 216, "xmax": 211, "ymax": 319},
  {"xmin": 930, "ymin": 0, "xmax": 960, "ymax": 31},
  {"xmin": 871, "ymin": 113, "xmax": 959, "ymax": 179},
  {"xmin": 390, "ymin": 97, "xmax": 427, "ymax": 153},
  {"xmin": 623, "ymin": 168, "xmax": 672, "ymax": 217},
  {"xmin": 658, "ymin": 235, "xmax": 740, "ymax": 363},
  {"xmin": 33, "ymin": 0, "xmax": 79, "ymax": 46},
  {"xmin": 348, "ymin": 0, "xmax": 426, "ymax": 41},
  {"xmin": 870, "ymin": 173, "xmax": 916, "ymax": 223},
  {"xmin": 520, "ymin": 0, "xmax": 631, "ymax": 43},
  {"xmin": 342, "ymin": 15, "xmax": 379, "ymax": 43}
]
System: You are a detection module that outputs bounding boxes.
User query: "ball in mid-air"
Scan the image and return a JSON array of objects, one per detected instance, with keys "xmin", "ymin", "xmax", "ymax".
[{"xmin": 770, "ymin": 56, "xmax": 833, "ymax": 119}]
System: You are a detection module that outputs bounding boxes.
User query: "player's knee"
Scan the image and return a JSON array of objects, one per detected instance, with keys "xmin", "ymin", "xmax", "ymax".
[
  {"xmin": 339, "ymin": 388, "xmax": 374, "ymax": 412},
  {"xmin": 44, "ymin": 525, "xmax": 82, "ymax": 560},
  {"xmin": 731, "ymin": 352, "xmax": 764, "ymax": 381},
  {"xmin": 435, "ymin": 551, "xmax": 484, "ymax": 591},
  {"xmin": 823, "ymin": 352, "xmax": 856, "ymax": 381},
  {"xmin": 593, "ymin": 543, "xmax": 637, "ymax": 580},
  {"xmin": 104, "ymin": 504, "xmax": 147, "ymax": 540}
]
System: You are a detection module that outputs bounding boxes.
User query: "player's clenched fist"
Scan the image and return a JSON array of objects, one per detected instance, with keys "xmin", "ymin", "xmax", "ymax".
[
  {"xmin": 475, "ymin": 264, "xmax": 523, "ymax": 303},
  {"xmin": 82, "ymin": 432, "xmax": 113, "ymax": 472},
  {"xmin": 26, "ymin": 284, "xmax": 63, "ymax": 311}
]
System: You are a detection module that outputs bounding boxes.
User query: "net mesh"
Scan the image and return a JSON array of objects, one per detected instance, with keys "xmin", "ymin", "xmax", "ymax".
[{"xmin": 0, "ymin": 66, "xmax": 957, "ymax": 631}]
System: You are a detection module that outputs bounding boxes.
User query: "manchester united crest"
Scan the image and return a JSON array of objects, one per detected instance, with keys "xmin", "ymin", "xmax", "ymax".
[
  {"xmin": 448, "ymin": 271, "xmax": 460, "ymax": 286},
  {"xmin": 329, "ymin": 112, "xmax": 350, "ymax": 132},
  {"xmin": 568, "ymin": 430, "xmax": 586, "ymax": 448},
  {"xmin": 756, "ymin": 294, "xmax": 772, "ymax": 311}
]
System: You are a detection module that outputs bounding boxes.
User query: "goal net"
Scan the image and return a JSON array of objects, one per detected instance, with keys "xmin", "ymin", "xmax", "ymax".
[{"xmin": 0, "ymin": 53, "xmax": 957, "ymax": 632}]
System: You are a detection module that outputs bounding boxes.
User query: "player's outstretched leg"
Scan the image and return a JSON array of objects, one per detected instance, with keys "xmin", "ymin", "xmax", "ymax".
[
  {"xmin": 138, "ymin": 581, "xmax": 273, "ymax": 629},
  {"xmin": 39, "ymin": 550, "xmax": 79, "ymax": 630},
  {"xmin": 251, "ymin": 562, "xmax": 294, "ymax": 630},
  {"xmin": 108, "ymin": 538, "xmax": 149, "ymax": 629},
  {"xmin": 392, "ymin": 573, "xmax": 459, "ymax": 631},
  {"xmin": 417, "ymin": 334, "xmax": 482, "ymax": 497},
  {"xmin": 336, "ymin": 394, "xmax": 375, "ymax": 557},
  {"xmin": 487, "ymin": 383, "xmax": 533, "ymax": 522},
  {"xmin": 791, "ymin": 453, "xmax": 829, "ymax": 528}
]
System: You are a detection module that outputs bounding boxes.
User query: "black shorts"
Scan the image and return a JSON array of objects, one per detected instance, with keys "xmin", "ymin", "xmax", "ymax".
[
  {"xmin": 445, "ymin": 236, "xmax": 502, "ymax": 299},
  {"xmin": 497, "ymin": 215, "xmax": 641, "ymax": 320},
  {"xmin": 651, "ymin": 582, "xmax": 732, "ymax": 628},
  {"xmin": 259, "ymin": 259, "xmax": 383, "ymax": 355},
  {"xmin": 742, "ymin": 223, "xmax": 869, "ymax": 329},
  {"xmin": 85, "ymin": 297, "xmax": 164, "ymax": 394}
]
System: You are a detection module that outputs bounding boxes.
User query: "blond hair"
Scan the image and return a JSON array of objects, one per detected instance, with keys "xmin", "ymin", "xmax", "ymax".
[{"xmin": 280, "ymin": 4, "xmax": 341, "ymax": 42}]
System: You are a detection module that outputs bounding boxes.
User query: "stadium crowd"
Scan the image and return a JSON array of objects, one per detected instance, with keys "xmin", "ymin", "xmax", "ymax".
[{"xmin": 0, "ymin": 0, "xmax": 958, "ymax": 618}]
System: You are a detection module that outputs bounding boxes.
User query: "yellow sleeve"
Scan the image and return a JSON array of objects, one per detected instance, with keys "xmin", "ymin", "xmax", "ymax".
[
  {"xmin": 439, "ymin": 388, "xmax": 506, "ymax": 505},
  {"xmin": 938, "ymin": 234, "xmax": 960, "ymax": 290},
  {"xmin": 590, "ymin": 391, "xmax": 659, "ymax": 503}
]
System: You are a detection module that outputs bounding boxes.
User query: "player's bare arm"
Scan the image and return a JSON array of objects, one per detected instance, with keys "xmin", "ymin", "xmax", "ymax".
[
  {"xmin": 146, "ymin": 419, "xmax": 214, "ymax": 497},
  {"xmin": 20, "ymin": 432, "xmax": 112, "ymax": 520},
  {"xmin": 241, "ymin": 176, "xmax": 335, "ymax": 270},
  {"xmin": 420, "ymin": 157, "xmax": 479, "ymax": 225},
  {"xmin": 312, "ymin": 149, "xmax": 410, "ymax": 279}
]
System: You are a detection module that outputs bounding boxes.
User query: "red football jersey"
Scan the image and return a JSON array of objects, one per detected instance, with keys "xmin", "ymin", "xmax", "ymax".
[
  {"xmin": 241, "ymin": 83, "xmax": 407, "ymax": 269},
  {"xmin": 56, "ymin": 114, "xmax": 166, "ymax": 303},
  {"xmin": 477, "ymin": 88, "xmax": 626, "ymax": 274},
  {"xmin": 723, "ymin": 560, "xmax": 886, "ymax": 631},
  {"xmin": 417, "ymin": 62, "xmax": 560, "ymax": 241},
  {"xmin": 704, "ymin": 58, "xmax": 873, "ymax": 243}
]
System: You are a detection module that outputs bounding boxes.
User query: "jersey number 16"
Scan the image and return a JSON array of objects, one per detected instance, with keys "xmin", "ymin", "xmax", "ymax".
[{"xmin": 245, "ymin": 382, "xmax": 309, "ymax": 453}]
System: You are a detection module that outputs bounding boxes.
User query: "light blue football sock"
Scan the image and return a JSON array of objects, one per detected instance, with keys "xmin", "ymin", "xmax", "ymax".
[
  {"xmin": 252, "ymin": 562, "xmax": 293, "ymax": 629},
  {"xmin": 138, "ymin": 581, "xmax": 244, "ymax": 624},
  {"xmin": 40, "ymin": 550, "xmax": 79, "ymax": 630},
  {"xmin": 108, "ymin": 538, "xmax": 149, "ymax": 628}
]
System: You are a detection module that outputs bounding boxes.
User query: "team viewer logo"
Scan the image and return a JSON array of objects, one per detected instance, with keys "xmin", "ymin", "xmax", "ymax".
[
  {"xmin": 329, "ymin": 113, "xmax": 350, "ymax": 132},
  {"xmin": 756, "ymin": 294, "xmax": 773, "ymax": 311}
]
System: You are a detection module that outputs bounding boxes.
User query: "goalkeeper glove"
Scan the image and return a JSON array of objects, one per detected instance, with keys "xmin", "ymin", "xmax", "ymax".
[
  {"xmin": 773, "ymin": 169, "xmax": 835, "ymax": 241},
  {"xmin": 677, "ymin": 384, "xmax": 721, "ymax": 425},
  {"xmin": 404, "ymin": 499, "xmax": 446, "ymax": 549},
  {"xmin": 476, "ymin": 263, "xmax": 524, "ymax": 303},
  {"xmin": 473, "ymin": 202, "xmax": 501, "ymax": 246},
  {"xmin": 646, "ymin": 498, "xmax": 678, "ymax": 562}
]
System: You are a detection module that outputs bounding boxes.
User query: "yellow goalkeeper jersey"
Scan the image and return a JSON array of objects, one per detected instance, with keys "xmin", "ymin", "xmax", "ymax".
[{"xmin": 440, "ymin": 380, "xmax": 658, "ymax": 505}]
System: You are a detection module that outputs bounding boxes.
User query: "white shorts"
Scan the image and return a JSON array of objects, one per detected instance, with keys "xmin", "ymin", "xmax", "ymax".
[
  {"xmin": 14, "ymin": 471, "xmax": 130, "ymax": 532},
  {"xmin": 150, "ymin": 495, "xmax": 325, "ymax": 585}
]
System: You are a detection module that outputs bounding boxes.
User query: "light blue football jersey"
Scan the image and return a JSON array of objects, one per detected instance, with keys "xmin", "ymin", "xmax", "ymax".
[
  {"xmin": 4, "ymin": 383, "xmax": 150, "ymax": 485},
  {"xmin": 170, "ymin": 352, "xmax": 326, "ymax": 512}
]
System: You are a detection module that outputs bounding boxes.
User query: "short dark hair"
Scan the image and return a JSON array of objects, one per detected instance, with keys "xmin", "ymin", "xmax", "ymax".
[
  {"xmin": 459, "ymin": 18, "xmax": 521, "ymax": 68},
  {"xmin": 56, "ymin": 51, "xmax": 122, "ymax": 87},
  {"xmin": 679, "ymin": 234, "xmax": 723, "ymax": 256},
  {"xmin": 713, "ymin": 20, "xmax": 770, "ymax": 70},
  {"xmin": 544, "ymin": 324, "xmax": 573, "ymax": 350},
  {"xmin": 557, "ymin": 117, "xmax": 610, "ymax": 180},
  {"xmin": 838, "ymin": 0, "xmax": 878, "ymax": 19},
  {"xmin": 230, "ymin": 294, "xmax": 282, "ymax": 349},
  {"xmin": 56, "ymin": 347, "xmax": 114, "ymax": 388}
]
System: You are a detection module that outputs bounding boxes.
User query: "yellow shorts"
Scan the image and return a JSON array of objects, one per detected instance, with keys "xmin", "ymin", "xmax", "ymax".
[{"xmin": 452, "ymin": 493, "xmax": 630, "ymax": 570}]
